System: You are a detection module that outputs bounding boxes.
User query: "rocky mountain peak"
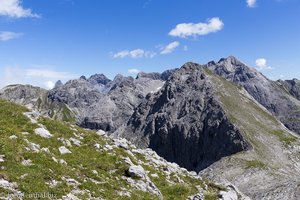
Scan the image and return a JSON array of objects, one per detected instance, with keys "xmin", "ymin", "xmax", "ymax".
[
  {"xmin": 214, "ymin": 56, "xmax": 251, "ymax": 75},
  {"xmin": 206, "ymin": 56, "xmax": 264, "ymax": 84},
  {"xmin": 116, "ymin": 62, "xmax": 249, "ymax": 172},
  {"xmin": 79, "ymin": 75, "xmax": 87, "ymax": 80},
  {"xmin": 218, "ymin": 55, "xmax": 243, "ymax": 65},
  {"xmin": 87, "ymin": 73, "xmax": 111, "ymax": 85},
  {"xmin": 54, "ymin": 80, "xmax": 63, "ymax": 88}
]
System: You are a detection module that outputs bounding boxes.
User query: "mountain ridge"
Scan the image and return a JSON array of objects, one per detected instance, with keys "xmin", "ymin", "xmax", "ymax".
[{"xmin": 1, "ymin": 56, "xmax": 300, "ymax": 199}]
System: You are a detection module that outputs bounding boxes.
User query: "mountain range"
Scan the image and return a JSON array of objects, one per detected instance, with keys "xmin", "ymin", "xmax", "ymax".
[{"xmin": 0, "ymin": 56, "xmax": 299, "ymax": 200}]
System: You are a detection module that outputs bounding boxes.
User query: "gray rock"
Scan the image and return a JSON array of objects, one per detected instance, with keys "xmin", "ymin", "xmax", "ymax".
[
  {"xmin": 205, "ymin": 56, "xmax": 300, "ymax": 135},
  {"xmin": 117, "ymin": 62, "xmax": 249, "ymax": 171},
  {"xmin": 127, "ymin": 165, "xmax": 146, "ymax": 179},
  {"xmin": 278, "ymin": 78, "xmax": 300, "ymax": 101},
  {"xmin": 21, "ymin": 159, "xmax": 33, "ymax": 166},
  {"xmin": 48, "ymin": 73, "xmax": 165, "ymax": 132},
  {"xmin": 59, "ymin": 146, "xmax": 72, "ymax": 154},
  {"xmin": 0, "ymin": 155, "xmax": 5, "ymax": 162},
  {"xmin": 69, "ymin": 137, "xmax": 81, "ymax": 146},
  {"xmin": 54, "ymin": 80, "xmax": 63, "ymax": 88},
  {"xmin": 34, "ymin": 127, "xmax": 53, "ymax": 138}
]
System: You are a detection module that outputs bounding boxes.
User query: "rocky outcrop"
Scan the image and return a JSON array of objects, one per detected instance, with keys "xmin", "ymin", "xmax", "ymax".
[
  {"xmin": 54, "ymin": 80, "xmax": 63, "ymax": 88},
  {"xmin": 136, "ymin": 69, "xmax": 176, "ymax": 81},
  {"xmin": 0, "ymin": 84, "xmax": 48, "ymax": 110},
  {"xmin": 115, "ymin": 62, "xmax": 249, "ymax": 171},
  {"xmin": 0, "ymin": 84, "xmax": 76, "ymax": 122},
  {"xmin": 49, "ymin": 73, "xmax": 165, "ymax": 131},
  {"xmin": 277, "ymin": 78, "xmax": 300, "ymax": 101},
  {"xmin": 0, "ymin": 72, "xmax": 167, "ymax": 132},
  {"xmin": 205, "ymin": 56, "xmax": 300, "ymax": 135}
]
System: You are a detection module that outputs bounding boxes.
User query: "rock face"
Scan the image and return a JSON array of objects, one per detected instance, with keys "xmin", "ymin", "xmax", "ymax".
[
  {"xmin": 116, "ymin": 62, "xmax": 249, "ymax": 171},
  {"xmin": 54, "ymin": 80, "xmax": 63, "ymax": 88},
  {"xmin": 0, "ymin": 72, "xmax": 167, "ymax": 132},
  {"xmin": 0, "ymin": 84, "xmax": 76, "ymax": 122},
  {"xmin": 205, "ymin": 56, "xmax": 300, "ymax": 135},
  {"xmin": 277, "ymin": 78, "xmax": 300, "ymax": 101},
  {"xmin": 0, "ymin": 84, "xmax": 48, "ymax": 110},
  {"xmin": 49, "ymin": 73, "xmax": 166, "ymax": 132}
]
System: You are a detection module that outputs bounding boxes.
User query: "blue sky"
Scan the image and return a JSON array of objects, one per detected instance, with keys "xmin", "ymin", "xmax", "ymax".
[{"xmin": 0, "ymin": 0, "xmax": 299, "ymax": 89}]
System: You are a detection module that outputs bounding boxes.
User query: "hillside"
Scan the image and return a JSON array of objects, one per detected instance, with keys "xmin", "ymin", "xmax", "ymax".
[
  {"xmin": 115, "ymin": 61, "xmax": 300, "ymax": 199},
  {"xmin": 0, "ymin": 99, "xmax": 239, "ymax": 200},
  {"xmin": 201, "ymin": 67, "xmax": 300, "ymax": 199}
]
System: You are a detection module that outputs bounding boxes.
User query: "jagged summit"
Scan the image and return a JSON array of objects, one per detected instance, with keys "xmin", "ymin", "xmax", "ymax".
[
  {"xmin": 115, "ymin": 62, "xmax": 249, "ymax": 172},
  {"xmin": 218, "ymin": 55, "xmax": 243, "ymax": 64},
  {"xmin": 79, "ymin": 75, "xmax": 87, "ymax": 80},
  {"xmin": 206, "ymin": 57, "xmax": 300, "ymax": 136},
  {"xmin": 54, "ymin": 80, "xmax": 63, "ymax": 88},
  {"xmin": 88, "ymin": 73, "xmax": 111, "ymax": 85},
  {"xmin": 206, "ymin": 56, "xmax": 261, "ymax": 80}
]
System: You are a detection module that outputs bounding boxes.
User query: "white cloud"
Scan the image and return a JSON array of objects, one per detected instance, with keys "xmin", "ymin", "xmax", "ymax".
[
  {"xmin": 0, "ymin": 66, "xmax": 76, "ymax": 90},
  {"xmin": 113, "ymin": 49, "xmax": 156, "ymax": 59},
  {"xmin": 255, "ymin": 58, "xmax": 272, "ymax": 71},
  {"xmin": 45, "ymin": 81, "xmax": 55, "ymax": 90},
  {"xmin": 129, "ymin": 49, "xmax": 145, "ymax": 58},
  {"xmin": 0, "ymin": 31, "xmax": 22, "ymax": 41},
  {"xmin": 160, "ymin": 41, "xmax": 180, "ymax": 55},
  {"xmin": 128, "ymin": 68, "xmax": 141, "ymax": 75},
  {"xmin": 144, "ymin": 51, "xmax": 156, "ymax": 58},
  {"xmin": 169, "ymin": 17, "xmax": 224, "ymax": 38},
  {"xmin": 246, "ymin": 0, "xmax": 257, "ymax": 7},
  {"xmin": 0, "ymin": 0, "xmax": 39, "ymax": 18}
]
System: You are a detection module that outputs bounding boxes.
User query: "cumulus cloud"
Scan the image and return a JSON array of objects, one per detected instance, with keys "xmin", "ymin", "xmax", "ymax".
[
  {"xmin": 160, "ymin": 41, "xmax": 180, "ymax": 55},
  {"xmin": 0, "ymin": 66, "xmax": 76, "ymax": 90},
  {"xmin": 113, "ymin": 49, "xmax": 156, "ymax": 59},
  {"xmin": 255, "ymin": 58, "xmax": 272, "ymax": 70},
  {"xmin": 0, "ymin": 31, "xmax": 22, "ymax": 41},
  {"xmin": 128, "ymin": 68, "xmax": 141, "ymax": 75},
  {"xmin": 169, "ymin": 17, "xmax": 224, "ymax": 38},
  {"xmin": 0, "ymin": 0, "xmax": 39, "ymax": 18},
  {"xmin": 246, "ymin": 0, "xmax": 257, "ymax": 7}
]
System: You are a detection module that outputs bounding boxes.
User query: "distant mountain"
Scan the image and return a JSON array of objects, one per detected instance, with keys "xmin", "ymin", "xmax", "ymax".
[
  {"xmin": 49, "ymin": 73, "xmax": 166, "ymax": 132},
  {"xmin": 205, "ymin": 56, "xmax": 300, "ymax": 136},
  {"xmin": 1, "ymin": 57, "xmax": 300, "ymax": 199},
  {"xmin": 0, "ymin": 72, "xmax": 168, "ymax": 131}
]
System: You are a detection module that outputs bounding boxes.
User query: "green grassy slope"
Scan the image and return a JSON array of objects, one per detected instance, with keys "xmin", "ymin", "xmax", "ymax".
[{"xmin": 0, "ymin": 99, "xmax": 224, "ymax": 200}]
